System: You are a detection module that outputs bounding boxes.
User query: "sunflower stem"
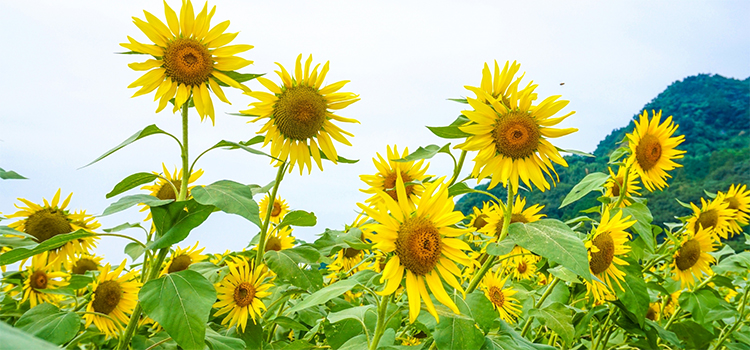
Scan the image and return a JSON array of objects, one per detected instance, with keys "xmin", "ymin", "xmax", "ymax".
[
  {"xmin": 447, "ymin": 150, "xmax": 467, "ymax": 187},
  {"xmin": 255, "ymin": 161, "xmax": 287, "ymax": 267},
  {"xmin": 521, "ymin": 277, "xmax": 561, "ymax": 338},
  {"xmin": 178, "ymin": 101, "xmax": 190, "ymax": 202},
  {"xmin": 368, "ymin": 293, "xmax": 392, "ymax": 350},
  {"xmin": 592, "ymin": 307, "xmax": 616, "ymax": 350},
  {"xmin": 713, "ymin": 286, "xmax": 750, "ymax": 350}
]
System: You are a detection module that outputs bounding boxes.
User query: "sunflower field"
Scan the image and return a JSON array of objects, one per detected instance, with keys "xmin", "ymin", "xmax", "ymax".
[{"xmin": 1, "ymin": 1, "xmax": 749, "ymax": 350}]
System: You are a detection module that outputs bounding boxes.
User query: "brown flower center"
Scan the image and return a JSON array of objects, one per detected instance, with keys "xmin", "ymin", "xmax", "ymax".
[
  {"xmin": 635, "ymin": 134, "xmax": 662, "ymax": 171},
  {"xmin": 492, "ymin": 111, "xmax": 540, "ymax": 160},
  {"xmin": 395, "ymin": 217, "xmax": 442, "ymax": 276},
  {"xmin": 675, "ymin": 239, "xmax": 701, "ymax": 271},
  {"xmin": 383, "ymin": 171, "xmax": 415, "ymax": 202},
  {"xmin": 270, "ymin": 201, "xmax": 282, "ymax": 217},
  {"xmin": 72, "ymin": 259, "xmax": 99, "ymax": 275},
  {"xmin": 472, "ymin": 214, "xmax": 489, "ymax": 230},
  {"xmin": 646, "ymin": 306, "xmax": 659, "ymax": 321},
  {"xmin": 488, "ymin": 286, "xmax": 505, "ymax": 308},
  {"xmin": 265, "ymin": 235, "xmax": 282, "ymax": 252},
  {"xmin": 163, "ymin": 38, "xmax": 213, "ymax": 87},
  {"xmin": 156, "ymin": 180, "xmax": 182, "ymax": 200},
  {"xmin": 343, "ymin": 248, "xmax": 361, "ymax": 259},
  {"xmin": 693, "ymin": 209, "xmax": 718, "ymax": 232},
  {"xmin": 234, "ymin": 282, "xmax": 256, "ymax": 307},
  {"xmin": 30, "ymin": 270, "xmax": 48, "ymax": 289},
  {"xmin": 589, "ymin": 232, "xmax": 615, "ymax": 275},
  {"xmin": 92, "ymin": 280, "xmax": 122, "ymax": 315},
  {"xmin": 168, "ymin": 254, "xmax": 193, "ymax": 273},
  {"xmin": 25, "ymin": 208, "xmax": 73, "ymax": 243},
  {"xmin": 517, "ymin": 260, "xmax": 528, "ymax": 274},
  {"xmin": 725, "ymin": 197, "xmax": 741, "ymax": 211},
  {"xmin": 273, "ymin": 85, "xmax": 328, "ymax": 141},
  {"xmin": 494, "ymin": 213, "xmax": 529, "ymax": 237},
  {"xmin": 610, "ymin": 176, "xmax": 623, "ymax": 197}
]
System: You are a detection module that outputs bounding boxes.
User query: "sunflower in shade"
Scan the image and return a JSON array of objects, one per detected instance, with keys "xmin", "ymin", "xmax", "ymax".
[
  {"xmin": 258, "ymin": 194, "xmax": 289, "ymax": 224},
  {"xmin": 360, "ymin": 145, "xmax": 431, "ymax": 209},
  {"xmin": 685, "ymin": 194, "xmax": 737, "ymax": 240},
  {"xmin": 161, "ymin": 241, "xmax": 208, "ymax": 275},
  {"xmin": 213, "ymin": 257, "xmax": 274, "ymax": 332},
  {"xmin": 670, "ymin": 226, "xmax": 716, "ymax": 288},
  {"xmin": 84, "ymin": 260, "xmax": 141, "ymax": 338},
  {"xmin": 480, "ymin": 269, "xmax": 522, "ymax": 323},
  {"xmin": 20, "ymin": 252, "xmax": 69, "ymax": 307},
  {"xmin": 625, "ymin": 110, "xmax": 685, "ymax": 192},
  {"xmin": 584, "ymin": 208, "xmax": 636, "ymax": 303},
  {"xmin": 603, "ymin": 166, "xmax": 641, "ymax": 207}
]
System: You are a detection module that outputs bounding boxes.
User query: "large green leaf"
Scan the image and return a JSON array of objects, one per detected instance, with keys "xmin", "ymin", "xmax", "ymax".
[
  {"xmin": 486, "ymin": 240, "xmax": 515, "ymax": 257},
  {"xmin": 528, "ymin": 302, "xmax": 574, "ymax": 345},
  {"xmin": 0, "ymin": 229, "xmax": 95, "ymax": 265},
  {"xmin": 679, "ymin": 287, "xmax": 736, "ymax": 324},
  {"xmin": 427, "ymin": 115, "xmax": 472, "ymax": 139},
  {"xmin": 205, "ymin": 327, "xmax": 245, "ymax": 350},
  {"xmin": 101, "ymin": 194, "xmax": 173, "ymax": 217},
  {"xmin": 618, "ymin": 203, "xmax": 654, "ymax": 252},
  {"xmin": 433, "ymin": 294, "xmax": 485, "ymax": 350},
  {"xmin": 508, "ymin": 220, "xmax": 592, "ymax": 280},
  {"xmin": 338, "ymin": 334, "xmax": 368, "ymax": 350},
  {"xmin": 0, "ymin": 321, "xmax": 60, "ymax": 350},
  {"xmin": 106, "ymin": 172, "xmax": 158, "ymax": 198},
  {"xmin": 559, "ymin": 172, "xmax": 608, "ymax": 208},
  {"xmin": 465, "ymin": 292, "xmax": 497, "ymax": 333},
  {"xmin": 192, "ymin": 180, "xmax": 261, "ymax": 228},
  {"xmin": 0, "ymin": 167, "xmax": 26, "ymax": 180},
  {"xmin": 285, "ymin": 279, "xmax": 360, "ymax": 314},
  {"xmin": 327, "ymin": 305, "xmax": 376, "ymax": 325},
  {"xmin": 264, "ymin": 250, "xmax": 322, "ymax": 290},
  {"xmin": 394, "ymin": 143, "xmax": 451, "ymax": 162},
  {"xmin": 82, "ymin": 124, "xmax": 180, "ymax": 168},
  {"xmin": 206, "ymin": 139, "xmax": 274, "ymax": 159},
  {"xmin": 15, "ymin": 303, "xmax": 81, "ymax": 345},
  {"xmin": 148, "ymin": 200, "xmax": 214, "ymax": 249},
  {"xmin": 140, "ymin": 270, "xmax": 217, "ymax": 350},
  {"xmin": 277, "ymin": 210, "xmax": 317, "ymax": 230},
  {"xmin": 670, "ymin": 320, "xmax": 716, "ymax": 349},
  {"xmin": 613, "ymin": 257, "xmax": 649, "ymax": 327}
]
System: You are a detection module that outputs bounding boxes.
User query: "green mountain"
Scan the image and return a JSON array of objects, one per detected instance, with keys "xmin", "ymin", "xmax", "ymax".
[{"xmin": 456, "ymin": 74, "xmax": 750, "ymax": 239}]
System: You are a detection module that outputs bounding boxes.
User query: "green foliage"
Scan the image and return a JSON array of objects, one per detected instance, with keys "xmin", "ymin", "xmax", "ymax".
[
  {"xmin": 508, "ymin": 220, "xmax": 592, "ymax": 280},
  {"xmin": 192, "ymin": 180, "xmax": 262, "ymax": 228},
  {"xmin": 15, "ymin": 303, "xmax": 81, "ymax": 345}
]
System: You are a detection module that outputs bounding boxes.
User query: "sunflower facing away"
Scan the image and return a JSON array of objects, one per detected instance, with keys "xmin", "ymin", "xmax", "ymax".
[
  {"xmin": 84, "ymin": 260, "xmax": 141, "ymax": 338},
  {"xmin": 360, "ymin": 145, "xmax": 431, "ymax": 209},
  {"xmin": 480, "ymin": 269, "xmax": 522, "ymax": 323},
  {"xmin": 123, "ymin": 0, "xmax": 253, "ymax": 123},
  {"xmin": 603, "ymin": 166, "xmax": 641, "ymax": 207},
  {"xmin": 358, "ymin": 176, "xmax": 473, "ymax": 323},
  {"xmin": 685, "ymin": 194, "xmax": 737, "ymax": 240},
  {"xmin": 213, "ymin": 257, "xmax": 274, "ymax": 332},
  {"xmin": 259, "ymin": 194, "xmax": 289, "ymax": 224},
  {"xmin": 719, "ymin": 184, "xmax": 750, "ymax": 234},
  {"xmin": 20, "ymin": 252, "xmax": 69, "ymax": 307},
  {"xmin": 670, "ymin": 226, "xmax": 716, "ymax": 288},
  {"xmin": 625, "ymin": 110, "xmax": 686, "ymax": 192},
  {"xmin": 242, "ymin": 54, "xmax": 360, "ymax": 174},
  {"xmin": 456, "ymin": 79, "xmax": 577, "ymax": 192},
  {"xmin": 584, "ymin": 208, "xmax": 635, "ymax": 302},
  {"xmin": 162, "ymin": 241, "xmax": 208, "ymax": 275}
]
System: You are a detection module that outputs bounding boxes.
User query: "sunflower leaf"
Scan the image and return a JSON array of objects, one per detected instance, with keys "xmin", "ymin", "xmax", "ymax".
[
  {"xmin": 528, "ymin": 302, "xmax": 575, "ymax": 345},
  {"xmin": 618, "ymin": 203, "xmax": 655, "ymax": 252},
  {"xmin": 319, "ymin": 150, "xmax": 359, "ymax": 164},
  {"xmin": 148, "ymin": 200, "xmax": 214, "ymax": 250},
  {"xmin": 124, "ymin": 242, "xmax": 145, "ymax": 260},
  {"xmin": 555, "ymin": 147, "xmax": 595, "ymax": 157},
  {"xmin": 447, "ymin": 98, "xmax": 468, "ymax": 104},
  {"xmin": 192, "ymin": 180, "xmax": 261, "ymax": 228},
  {"xmin": 100, "ymin": 194, "xmax": 173, "ymax": 217},
  {"xmin": 103, "ymin": 222, "xmax": 145, "ymax": 233},
  {"xmin": 264, "ymin": 249, "xmax": 323, "ymax": 290},
  {"xmin": 427, "ymin": 115, "xmax": 472, "ymax": 139},
  {"xmin": 0, "ymin": 167, "xmax": 27, "ymax": 180},
  {"xmin": 433, "ymin": 294, "xmax": 485, "ymax": 350},
  {"xmin": 277, "ymin": 210, "xmax": 317, "ymax": 230},
  {"xmin": 106, "ymin": 172, "xmax": 158, "ymax": 198},
  {"xmin": 508, "ymin": 220, "xmax": 592, "ymax": 281},
  {"xmin": 80, "ymin": 124, "xmax": 181, "ymax": 169},
  {"xmin": 205, "ymin": 327, "xmax": 246, "ymax": 350},
  {"xmin": 213, "ymin": 140, "xmax": 276, "ymax": 160},
  {"xmin": 15, "ymin": 303, "xmax": 81, "ymax": 345},
  {"xmin": 394, "ymin": 144, "xmax": 451, "ymax": 163},
  {"xmin": 214, "ymin": 71, "xmax": 264, "ymax": 86},
  {"xmin": 559, "ymin": 172, "xmax": 609, "ymax": 208},
  {"xmin": 0, "ymin": 319, "xmax": 61, "ymax": 350},
  {"xmin": 0, "ymin": 230, "xmax": 95, "ymax": 265},
  {"xmin": 613, "ymin": 257, "xmax": 650, "ymax": 327},
  {"xmin": 285, "ymin": 278, "xmax": 360, "ymax": 314},
  {"xmin": 608, "ymin": 146, "xmax": 630, "ymax": 164}
]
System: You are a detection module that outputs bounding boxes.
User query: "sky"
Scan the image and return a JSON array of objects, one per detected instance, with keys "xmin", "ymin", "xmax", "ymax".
[{"xmin": 1, "ymin": 1, "xmax": 748, "ymax": 264}]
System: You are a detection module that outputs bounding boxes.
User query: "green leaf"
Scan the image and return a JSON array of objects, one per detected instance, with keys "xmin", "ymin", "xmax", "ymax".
[
  {"xmin": 318, "ymin": 150, "xmax": 359, "ymax": 164},
  {"xmin": 617, "ymin": 203, "xmax": 655, "ymax": 252},
  {"xmin": 433, "ymin": 294, "xmax": 486, "ymax": 350},
  {"xmin": 670, "ymin": 320, "xmax": 716, "ymax": 349},
  {"xmin": 559, "ymin": 172, "xmax": 608, "ymax": 208},
  {"xmin": 327, "ymin": 305, "xmax": 376, "ymax": 325},
  {"xmin": 285, "ymin": 279, "xmax": 359, "ymax": 314},
  {"xmin": 140, "ymin": 270, "xmax": 217, "ymax": 350},
  {"xmin": 486, "ymin": 239, "xmax": 515, "ymax": 256},
  {"xmin": 338, "ymin": 334, "xmax": 368, "ymax": 350},
  {"xmin": 124, "ymin": 242, "xmax": 145, "ymax": 260},
  {"xmin": 277, "ymin": 210, "xmax": 317, "ymax": 230},
  {"xmin": 106, "ymin": 172, "xmax": 158, "ymax": 198},
  {"xmin": 101, "ymin": 194, "xmax": 173, "ymax": 217},
  {"xmin": 0, "ymin": 320, "xmax": 61, "ymax": 349},
  {"xmin": 0, "ymin": 230, "xmax": 37, "ymax": 249},
  {"xmin": 555, "ymin": 147, "xmax": 595, "ymax": 157},
  {"xmin": 528, "ymin": 302, "xmax": 574, "ymax": 345},
  {"xmin": 214, "ymin": 71, "xmax": 263, "ymax": 85},
  {"xmin": 547, "ymin": 265, "xmax": 579, "ymax": 283},
  {"xmin": 205, "ymin": 327, "xmax": 246, "ymax": 350},
  {"xmin": 394, "ymin": 144, "xmax": 450, "ymax": 162},
  {"xmin": 427, "ymin": 115, "xmax": 472, "ymax": 139},
  {"xmin": 447, "ymin": 98, "xmax": 468, "ymax": 104},
  {"xmin": 189, "ymin": 261, "xmax": 228, "ymax": 284},
  {"xmin": 209, "ymin": 139, "xmax": 275, "ymax": 159},
  {"xmin": 613, "ymin": 257, "xmax": 649, "ymax": 327},
  {"xmin": 448, "ymin": 182, "xmax": 475, "ymax": 197},
  {"xmin": 608, "ymin": 147, "xmax": 629, "ymax": 164},
  {"xmin": 644, "ymin": 320, "xmax": 683, "ymax": 348},
  {"xmin": 192, "ymin": 180, "xmax": 261, "ymax": 228},
  {"xmin": 679, "ymin": 288, "xmax": 735, "ymax": 324},
  {"xmin": 508, "ymin": 220, "xmax": 592, "ymax": 280},
  {"xmin": 15, "ymin": 303, "xmax": 81, "ymax": 345},
  {"xmin": 250, "ymin": 180, "xmax": 276, "ymax": 197},
  {"xmin": 264, "ymin": 250, "xmax": 322, "ymax": 290},
  {"xmin": 0, "ymin": 229, "xmax": 95, "ymax": 265},
  {"xmin": 466, "ymin": 292, "xmax": 496, "ymax": 333},
  {"xmin": 148, "ymin": 200, "xmax": 214, "ymax": 249},
  {"xmin": 67, "ymin": 274, "xmax": 93, "ymax": 290},
  {"xmin": 82, "ymin": 124, "xmax": 179, "ymax": 168},
  {"xmin": 103, "ymin": 222, "xmax": 145, "ymax": 233},
  {"xmin": 0, "ymin": 167, "xmax": 26, "ymax": 180},
  {"xmin": 272, "ymin": 316, "xmax": 310, "ymax": 331}
]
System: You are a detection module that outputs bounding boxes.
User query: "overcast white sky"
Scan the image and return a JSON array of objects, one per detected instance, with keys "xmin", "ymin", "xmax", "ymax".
[{"xmin": 1, "ymin": 1, "xmax": 748, "ymax": 264}]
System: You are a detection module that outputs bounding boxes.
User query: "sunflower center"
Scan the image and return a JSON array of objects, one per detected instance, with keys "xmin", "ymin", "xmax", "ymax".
[
  {"xmin": 611, "ymin": 177, "xmax": 623, "ymax": 197},
  {"xmin": 646, "ymin": 306, "xmax": 658, "ymax": 321},
  {"xmin": 725, "ymin": 197, "xmax": 740, "ymax": 210},
  {"xmin": 163, "ymin": 38, "xmax": 213, "ymax": 87},
  {"xmin": 492, "ymin": 111, "xmax": 540, "ymax": 159},
  {"xmin": 92, "ymin": 280, "xmax": 122, "ymax": 315},
  {"xmin": 517, "ymin": 260, "xmax": 528, "ymax": 274},
  {"xmin": 233, "ymin": 281, "xmax": 256, "ymax": 307},
  {"xmin": 675, "ymin": 239, "xmax": 701, "ymax": 271},
  {"xmin": 265, "ymin": 236, "xmax": 282, "ymax": 252},
  {"xmin": 273, "ymin": 85, "xmax": 328, "ymax": 141},
  {"xmin": 168, "ymin": 254, "xmax": 193, "ymax": 273},
  {"xmin": 25, "ymin": 208, "xmax": 74, "ymax": 243},
  {"xmin": 383, "ymin": 171, "xmax": 415, "ymax": 202},
  {"xmin": 472, "ymin": 214, "xmax": 489, "ymax": 230},
  {"xmin": 488, "ymin": 286, "xmax": 505, "ymax": 308},
  {"xmin": 30, "ymin": 270, "xmax": 48, "ymax": 289},
  {"xmin": 589, "ymin": 232, "xmax": 615, "ymax": 275},
  {"xmin": 271, "ymin": 202, "xmax": 282, "ymax": 217},
  {"xmin": 156, "ymin": 180, "xmax": 182, "ymax": 200},
  {"xmin": 694, "ymin": 209, "xmax": 718, "ymax": 231},
  {"xmin": 494, "ymin": 214, "xmax": 529, "ymax": 237},
  {"xmin": 395, "ymin": 217, "xmax": 442, "ymax": 276},
  {"xmin": 72, "ymin": 259, "xmax": 98, "ymax": 275},
  {"xmin": 343, "ymin": 247, "xmax": 361, "ymax": 258},
  {"xmin": 635, "ymin": 134, "xmax": 662, "ymax": 171}
]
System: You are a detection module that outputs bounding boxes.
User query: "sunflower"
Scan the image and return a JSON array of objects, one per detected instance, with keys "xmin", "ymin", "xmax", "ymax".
[
  {"xmin": 685, "ymin": 194, "xmax": 737, "ymax": 240},
  {"xmin": 162, "ymin": 241, "xmax": 207, "ymax": 275},
  {"xmin": 465, "ymin": 60, "xmax": 525, "ymax": 108},
  {"xmin": 122, "ymin": 0, "xmax": 252, "ymax": 123},
  {"xmin": 506, "ymin": 255, "xmax": 538, "ymax": 281},
  {"xmin": 360, "ymin": 145, "xmax": 431, "ymax": 209},
  {"xmin": 213, "ymin": 257, "xmax": 274, "ymax": 332},
  {"xmin": 7, "ymin": 189, "xmax": 99, "ymax": 264},
  {"xmin": 258, "ymin": 194, "xmax": 289, "ymax": 224},
  {"xmin": 480, "ymin": 269, "xmax": 522, "ymax": 323},
  {"xmin": 670, "ymin": 226, "xmax": 716, "ymax": 288},
  {"xmin": 456, "ymin": 77, "xmax": 577, "ymax": 192},
  {"xmin": 262, "ymin": 226, "xmax": 295, "ymax": 252},
  {"xmin": 479, "ymin": 196, "xmax": 545, "ymax": 241},
  {"xmin": 584, "ymin": 208, "xmax": 635, "ymax": 303},
  {"xmin": 67, "ymin": 253, "xmax": 104, "ymax": 275},
  {"xmin": 140, "ymin": 164, "xmax": 203, "ymax": 226},
  {"xmin": 646, "ymin": 302, "xmax": 660, "ymax": 321},
  {"xmin": 625, "ymin": 110, "xmax": 686, "ymax": 192},
  {"xmin": 719, "ymin": 184, "xmax": 750, "ymax": 233},
  {"xmin": 242, "ymin": 54, "xmax": 360, "ymax": 174},
  {"xmin": 358, "ymin": 176, "xmax": 473, "ymax": 323},
  {"xmin": 20, "ymin": 252, "xmax": 69, "ymax": 307},
  {"xmin": 603, "ymin": 166, "xmax": 641, "ymax": 207},
  {"xmin": 84, "ymin": 260, "xmax": 141, "ymax": 338},
  {"xmin": 662, "ymin": 290, "xmax": 681, "ymax": 317}
]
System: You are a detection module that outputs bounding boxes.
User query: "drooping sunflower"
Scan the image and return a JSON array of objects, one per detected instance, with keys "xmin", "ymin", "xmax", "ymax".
[
  {"xmin": 242, "ymin": 54, "xmax": 360, "ymax": 174},
  {"xmin": 140, "ymin": 164, "xmax": 204, "ymax": 225},
  {"xmin": 20, "ymin": 252, "xmax": 69, "ymax": 307},
  {"xmin": 258, "ymin": 194, "xmax": 289, "ymax": 224},
  {"xmin": 358, "ymin": 176, "xmax": 473, "ymax": 323},
  {"xmin": 719, "ymin": 184, "xmax": 750, "ymax": 233},
  {"xmin": 480, "ymin": 269, "xmax": 522, "ymax": 323},
  {"xmin": 584, "ymin": 208, "xmax": 635, "ymax": 303},
  {"xmin": 670, "ymin": 226, "xmax": 716, "ymax": 288},
  {"xmin": 122, "ymin": 0, "xmax": 253, "ymax": 123},
  {"xmin": 213, "ymin": 257, "xmax": 274, "ymax": 332},
  {"xmin": 360, "ymin": 145, "xmax": 431, "ymax": 209},
  {"xmin": 465, "ymin": 60, "xmax": 525, "ymax": 108},
  {"xmin": 603, "ymin": 166, "xmax": 641, "ymax": 207},
  {"xmin": 84, "ymin": 260, "xmax": 141, "ymax": 338},
  {"xmin": 262, "ymin": 226, "xmax": 295, "ymax": 252},
  {"xmin": 685, "ymin": 194, "xmax": 737, "ymax": 240},
  {"xmin": 455, "ymin": 80, "xmax": 577, "ymax": 192},
  {"xmin": 161, "ymin": 241, "xmax": 208, "ymax": 275},
  {"xmin": 625, "ymin": 110, "xmax": 686, "ymax": 192},
  {"xmin": 479, "ymin": 195, "xmax": 545, "ymax": 241}
]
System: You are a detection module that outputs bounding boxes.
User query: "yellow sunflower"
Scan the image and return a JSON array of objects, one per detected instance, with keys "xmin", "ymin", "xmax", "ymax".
[
  {"xmin": 122, "ymin": 0, "xmax": 252, "ymax": 123},
  {"xmin": 603, "ymin": 166, "xmax": 641, "ymax": 207},
  {"xmin": 646, "ymin": 302, "xmax": 660, "ymax": 321},
  {"xmin": 506, "ymin": 255, "xmax": 538, "ymax": 281},
  {"xmin": 360, "ymin": 145, "xmax": 431, "ymax": 209},
  {"xmin": 242, "ymin": 54, "xmax": 360, "ymax": 174},
  {"xmin": 358, "ymin": 176, "xmax": 473, "ymax": 323},
  {"xmin": 670, "ymin": 226, "xmax": 716, "ymax": 289},
  {"xmin": 720, "ymin": 184, "xmax": 750, "ymax": 233},
  {"xmin": 262, "ymin": 226, "xmax": 295, "ymax": 252},
  {"xmin": 140, "ymin": 164, "xmax": 203, "ymax": 226},
  {"xmin": 84, "ymin": 260, "xmax": 141, "ymax": 339},
  {"xmin": 67, "ymin": 253, "xmax": 104, "ymax": 275},
  {"xmin": 20, "ymin": 252, "xmax": 69, "ymax": 307},
  {"xmin": 258, "ymin": 194, "xmax": 289, "ymax": 224},
  {"xmin": 685, "ymin": 194, "xmax": 737, "ymax": 240},
  {"xmin": 662, "ymin": 290, "xmax": 681, "ymax": 317},
  {"xmin": 455, "ymin": 77, "xmax": 577, "ymax": 192},
  {"xmin": 7, "ymin": 189, "xmax": 99, "ymax": 264},
  {"xmin": 625, "ymin": 110, "xmax": 686, "ymax": 192},
  {"xmin": 480, "ymin": 269, "xmax": 522, "ymax": 323},
  {"xmin": 480, "ymin": 196, "xmax": 545, "ymax": 241},
  {"xmin": 465, "ymin": 60, "xmax": 525, "ymax": 108},
  {"xmin": 584, "ymin": 208, "xmax": 635, "ymax": 303},
  {"xmin": 161, "ymin": 241, "xmax": 208, "ymax": 275},
  {"xmin": 213, "ymin": 257, "xmax": 274, "ymax": 332}
]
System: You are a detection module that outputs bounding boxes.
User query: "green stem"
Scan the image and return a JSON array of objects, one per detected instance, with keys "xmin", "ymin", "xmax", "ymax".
[
  {"xmin": 521, "ymin": 277, "xmax": 561, "ymax": 337},
  {"xmin": 96, "ymin": 233, "xmax": 146, "ymax": 248},
  {"xmin": 178, "ymin": 102, "xmax": 190, "ymax": 201},
  {"xmin": 267, "ymin": 299, "xmax": 288, "ymax": 342},
  {"xmin": 368, "ymin": 294, "xmax": 392, "ymax": 350},
  {"xmin": 593, "ymin": 308, "xmax": 616, "ymax": 350},
  {"xmin": 145, "ymin": 337, "xmax": 172, "ymax": 350},
  {"xmin": 255, "ymin": 161, "xmax": 287, "ymax": 267},
  {"xmin": 447, "ymin": 150, "xmax": 467, "ymax": 187},
  {"xmin": 713, "ymin": 286, "xmax": 750, "ymax": 350},
  {"xmin": 612, "ymin": 164, "xmax": 631, "ymax": 208}
]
